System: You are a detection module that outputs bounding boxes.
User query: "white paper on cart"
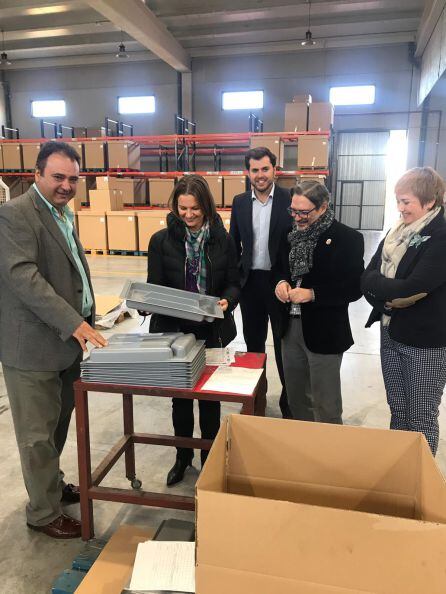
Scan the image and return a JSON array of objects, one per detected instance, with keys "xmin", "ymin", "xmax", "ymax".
[
  {"xmin": 201, "ymin": 365, "xmax": 263, "ymax": 395},
  {"xmin": 129, "ymin": 541, "xmax": 195, "ymax": 593}
]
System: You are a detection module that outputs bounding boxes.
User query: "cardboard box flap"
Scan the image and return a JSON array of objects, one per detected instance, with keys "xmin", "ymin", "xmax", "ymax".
[
  {"xmin": 197, "ymin": 565, "xmax": 374, "ymax": 594},
  {"xmin": 95, "ymin": 295, "xmax": 122, "ymax": 317},
  {"xmin": 420, "ymin": 440, "xmax": 446, "ymax": 521},
  {"xmin": 227, "ymin": 475, "xmax": 417, "ymax": 519},
  {"xmin": 196, "ymin": 416, "xmax": 228, "ymax": 493},
  {"xmin": 225, "ymin": 416, "xmax": 424, "ymax": 498},
  {"xmin": 196, "ymin": 491, "xmax": 446, "ymax": 593}
]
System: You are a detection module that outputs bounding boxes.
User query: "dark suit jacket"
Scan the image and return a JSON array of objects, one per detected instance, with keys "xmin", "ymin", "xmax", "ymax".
[
  {"xmin": 0, "ymin": 187, "xmax": 94, "ymax": 371},
  {"xmin": 274, "ymin": 219, "xmax": 364, "ymax": 354},
  {"xmin": 362, "ymin": 209, "xmax": 446, "ymax": 348},
  {"xmin": 229, "ymin": 185, "xmax": 292, "ymax": 287}
]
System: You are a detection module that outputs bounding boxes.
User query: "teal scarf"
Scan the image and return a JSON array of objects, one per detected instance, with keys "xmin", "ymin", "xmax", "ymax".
[{"xmin": 185, "ymin": 222, "xmax": 209, "ymax": 294}]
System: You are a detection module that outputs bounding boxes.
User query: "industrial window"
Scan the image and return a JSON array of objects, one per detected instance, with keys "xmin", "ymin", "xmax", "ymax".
[
  {"xmin": 118, "ymin": 96, "xmax": 155, "ymax": 114},
  {"xmin": 329, "ymin": 85, "xmax": 375, "ymax": 106},
  {"xmin": 31, "ymin": 100, "xmax": 66, "ymax": 117},
  {"xmin": 222, "ymin": 90, "xmax": 264, "ymax": 110}
]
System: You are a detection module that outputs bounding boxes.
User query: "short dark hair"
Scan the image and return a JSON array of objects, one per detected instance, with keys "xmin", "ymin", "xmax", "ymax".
[
  {"xmin": 36, "ymin": 141, "xmax": 81, "ymax": 174},
  {"xmin": 245, "ymin": 147, "xmax": 277, "ymax": 170},
  {"xmin": 292, "ymin": 180, "xmax": 330, "ymax": 209},
  {"xmin": 169, "ymin": 174, "xmax": 218, "ymax": 224}
]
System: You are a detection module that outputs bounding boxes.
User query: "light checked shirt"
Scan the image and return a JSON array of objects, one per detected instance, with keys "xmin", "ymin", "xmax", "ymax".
[{"xmin": 33, "ymin": 183, "xmax": 93, "ymax": 318}]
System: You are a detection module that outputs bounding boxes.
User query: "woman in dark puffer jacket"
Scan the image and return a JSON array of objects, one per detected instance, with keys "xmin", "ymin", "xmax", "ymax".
[{"xmin": 146, "ymin": 174, "xmax": 240, "ymax": 486}]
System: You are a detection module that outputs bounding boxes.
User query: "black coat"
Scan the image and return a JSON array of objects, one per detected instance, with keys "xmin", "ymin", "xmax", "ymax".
[
  {"xmin": 229, "ymin": 185, "xmax": 292, "ymax": 287},
  {"xmin": 274, "ymin": 219, "xmax": 364, "ymax": 354},
  {"xmin": 361, "ymin": 209, "xmax": 446, "ymax": 348},
  {"xmin": 146, "ymin": 213, "xmax": 241, "ymax": 348}
]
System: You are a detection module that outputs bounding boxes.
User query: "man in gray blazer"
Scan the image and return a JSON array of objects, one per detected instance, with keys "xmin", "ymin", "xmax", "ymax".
[{"xmin": 0, "ymin": 141, "xmax": 107, "ymax": 539}]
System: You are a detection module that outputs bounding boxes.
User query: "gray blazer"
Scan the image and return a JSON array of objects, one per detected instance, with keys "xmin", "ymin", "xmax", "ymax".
[{"xmin": 0, "ymin": 187, "xmax": 95, "ymax": 371}]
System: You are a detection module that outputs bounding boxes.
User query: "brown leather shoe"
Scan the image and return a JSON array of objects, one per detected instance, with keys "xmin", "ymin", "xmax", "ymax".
[
  {"xmin": 61, "ymin": 483, "xmax": 80, "ymax": 504},
  {"xmin": 27, "ymin": 514, "xmax": 81, "ymax": 539}
]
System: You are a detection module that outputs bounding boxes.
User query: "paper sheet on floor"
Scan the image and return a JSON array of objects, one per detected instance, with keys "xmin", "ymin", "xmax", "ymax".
[
  {"xmin": 129, "ymin": 540, "xmax": 195, "ymax": 592},
  {"xmin": 201, "ymin": 365, "xmax": 263, "ymax": 395}
]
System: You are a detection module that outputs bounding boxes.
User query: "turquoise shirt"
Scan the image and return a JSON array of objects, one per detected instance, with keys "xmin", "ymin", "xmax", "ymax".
[{"xmin": 33, "ymin": 183, "xmax": 93, "ymax": 318}]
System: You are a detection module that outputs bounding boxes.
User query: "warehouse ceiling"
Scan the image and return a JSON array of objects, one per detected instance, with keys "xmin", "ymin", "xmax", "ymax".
[{"xmin": 0, "ymin": 0, "xmax": 426, "ymax": 71}]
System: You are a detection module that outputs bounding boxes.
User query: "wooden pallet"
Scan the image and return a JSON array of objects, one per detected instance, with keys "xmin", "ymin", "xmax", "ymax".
[{"xmin": 84, "ymin": 249, "xmax": 107, "ymax": 256}]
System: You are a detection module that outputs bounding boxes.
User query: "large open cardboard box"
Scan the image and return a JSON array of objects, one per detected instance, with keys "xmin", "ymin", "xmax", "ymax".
[{"xmin": 196, "ymin": 415, "xmax": 446, "ymax": 594}]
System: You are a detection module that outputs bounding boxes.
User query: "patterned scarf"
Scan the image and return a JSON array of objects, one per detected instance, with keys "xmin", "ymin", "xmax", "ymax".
[
  {"xmin": 185, "ymin": 222, "xmax": 209, "ymax": 294},
  {"xmin": 288, "ymin": 207, "xmax": 335, "ymax": 285}
]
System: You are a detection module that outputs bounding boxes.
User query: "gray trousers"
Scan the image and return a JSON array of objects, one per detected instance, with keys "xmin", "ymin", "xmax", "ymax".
[
  {"xmin": 3, "ymin": 355, "xmax": 81, "ymax": 526},
  {"xmin": 282, "ymin": 317, "xmax": 343, "ymax": 424}
]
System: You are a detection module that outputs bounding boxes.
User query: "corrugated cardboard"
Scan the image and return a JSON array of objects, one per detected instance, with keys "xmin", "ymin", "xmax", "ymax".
[
  {"xmin": 136, "ymin": 209, "xmax": 169, "ymax": 253},
  {"xmin": 284, "ymin": 102, "xmax": 308, "ymax": 132},
  {"xmin": 217, "ymin": 209, "xmax": 231, "ymax": 232},
  {"xmin": 77, "ymin": 211, "xmax": 108, "ymax": 250},
  {"xmin": 297, "ymin": 173, "xmax": 327, "ymax": 185},
  {"xmin": 21, "ymin": 143, "xmax": 41, "ymax": 171},
  {"xmin": 276, "ymin": 176, "xmax": 297, "ymax": 191},
  {"xmin": 292, "ymin": 94, "xmax": 312, "ymax": 103},
  {"xmin": 203, "ymin": 175, "xmax": 223, "ymax": 207},
  {"xmin": 249, "ymin": 135, "xmax": 284, "ymax": 168},
  {"xmin": 308, "ymin": 102, "xmax": 335, "ymax": 131},
  {"xmin": 96, "ymin": 176, "xmax": 146, "ymax": 204},
  {"xmin": 149, "ymin": 178, "xmax": 175, "ymax": 206},
  {"xmin": 223, "ymin": 176, "xmax": 246, "ymax": 207},
  {"xmin": 107, "ymin": 140, "xmax": 141, "ymax": 170},
  {"xmin": 106, "ymin": 210, "xmax": 138, "ymax": 251},
  {"xmin": 196, "ymin": 415, "xmax": 446, "ymax": 594},
  {"xmin": 297, "ymin": 135, "xmax": 329, "ymax": 168},
  {"xmin": 75, "ymin": 525, "xmax": 153, "ymax": 594},
  {"xmin": 94, "ymin": 295, "xmax": 122, "ymax": 317},
  {"xmin": 2, "ymin": 142, "xmax": 23, "ymax": 170},
  {"xmin": 0, "ymin": 144, "xmax": 3, "ymax": 170},
  {"xmin": 86, "ymin": 127, "xmax": 106, "ymax": 138},
  {"xmin": 68, "ymin": 176, "xmax": 95, "ymax": 213},
  {"xmin": 84, "ymin": 140, "xmax": 106, "ymax": 170},
  {"xmin": 64, "ymin": 140, "xmax": 84, "ymax": 170},
  {"xmin": 89, "ymin": 188, "xmax": 124, "ymax": 211}
]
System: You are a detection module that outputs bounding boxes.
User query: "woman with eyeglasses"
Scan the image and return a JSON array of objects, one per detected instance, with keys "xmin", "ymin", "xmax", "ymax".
[{"xmin": 274, "ymin": 181, "xmax": 364, "ymax": 424}]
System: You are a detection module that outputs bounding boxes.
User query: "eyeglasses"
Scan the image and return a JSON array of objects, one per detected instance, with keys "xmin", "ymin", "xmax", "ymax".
[{"xmin": 287, "ymin": 206, "xmax": 317, "ymax": 218}]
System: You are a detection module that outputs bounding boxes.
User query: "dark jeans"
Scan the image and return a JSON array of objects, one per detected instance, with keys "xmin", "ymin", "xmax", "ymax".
[
  {"xmin": 172, "ymin": 398, "xmax": 221, "ymax": 465},
  {"xmin": 239, "ymin": 269, "xmax": 292, "ymax": 418}
]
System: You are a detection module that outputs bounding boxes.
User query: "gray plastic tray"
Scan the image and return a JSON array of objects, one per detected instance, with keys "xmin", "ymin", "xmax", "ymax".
[{"xmin": 121, "ymin": 281, "xmax": 224, "ymax": 322}]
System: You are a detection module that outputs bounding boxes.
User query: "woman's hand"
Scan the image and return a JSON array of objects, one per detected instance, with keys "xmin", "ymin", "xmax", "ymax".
[
  {"xmin": 288, "ymin": 287, "xmax": 314, "ymax": 304},
  {"xmin": 217, "ymin": 299, "xmax": 229, "ymax": 312},
  {"xmin": 275, "ymin": 281, "xmax": 291, "ymax": 303}
]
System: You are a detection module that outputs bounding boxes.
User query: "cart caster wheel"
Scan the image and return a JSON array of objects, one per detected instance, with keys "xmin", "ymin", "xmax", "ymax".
[{"xmin": 131, "ymin": 478, "xmax": 142, "ymax": 490}]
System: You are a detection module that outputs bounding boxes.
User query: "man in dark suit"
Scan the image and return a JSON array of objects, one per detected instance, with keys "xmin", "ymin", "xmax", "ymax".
[
  {"xmin": 229, "ymin": 147, "xmax": 292, "ymax": 418},
  {"xmin": 0, "ymin": 141, "xmax": 107, "ymax": 538}
]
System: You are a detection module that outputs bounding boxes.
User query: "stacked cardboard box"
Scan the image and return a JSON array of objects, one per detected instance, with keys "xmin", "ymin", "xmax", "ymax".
[
  {"xmin": 106, "ymin": 211, "xmax": 138, "ymax": 251},
  {"xmin": 249, "ymin": 135, "xmax": 284, "ymax": 168},
  {"xmin": 67, "ymin": 177, "xmax": 94, "ymax": 213},
  {"xmin": 308, "ymin": 102, "xmax": 334, "ymax": 131},
  {"xmin": 223, "ymin": 176, "xmax": 246, "ymax": 207},
  {"xmin": 21, "ymin": 143, "xmax": 41, "ymax": 171},
  {"xmin": 97, "ymin": 176, "xmax": 146, "ymax": 205},
  {"xmin": 149, "ymin": 178, "xmax": 175, "ymax": 206},
  {"xmin": 65, "ymin": 140, "xmax": 85, "ymax": 170},
  {"xmin": 89, "ymin": 188, "xmax": 124, "ymax": 211},
  {"xmin": 284, "ymin": 94, "xmax": 312, "ymax": 132},
  {"xmin": 203, "ymin": 175, "xmax": 223, "ymax": 207},
  {"xmin": 217, "ymin": 209, "xmax": 231, "ymax": 233},
  {"xmin": 1, "ymin": 142, "xmax": 23, "ymax": 170},
  {"xmin": 136, "ymin": 209, "xmax": 169, "ymax": 253},
  {"xmin": 84, "ymin": 140, "xmax": 106, "ymax": 170},
  {"xmin": 276, "ymin": 176, "xmax": 297, "ymax": 192},
  {"xmin": 77, "ymin": 212, "xmax": 108, "ymax": 250},
  {"xmin": 107, "ymin": 140, "xmax": 141, "ymax": 170},
  {"xmin": 297, "ymin": 135, "xmax": 329, "ymax": 169},
  {"xmin": 196, "ymin": 415, "xmax": 446, "ymax": 594}
]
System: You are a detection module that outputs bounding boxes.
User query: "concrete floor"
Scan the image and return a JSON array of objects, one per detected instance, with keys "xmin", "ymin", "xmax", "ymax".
[{"xmin": 0, "ymin": 230, "xmax": 445, "ymax": 593}]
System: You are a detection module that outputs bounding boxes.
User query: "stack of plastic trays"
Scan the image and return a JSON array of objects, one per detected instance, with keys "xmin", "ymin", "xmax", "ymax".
[
  {"xmin": 121, "ymin": 281, "xmax": 224, "ymax": 322},
  {"xmin": 81, "ymin": 333, "xmax": 206, "ymax": 388}
]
